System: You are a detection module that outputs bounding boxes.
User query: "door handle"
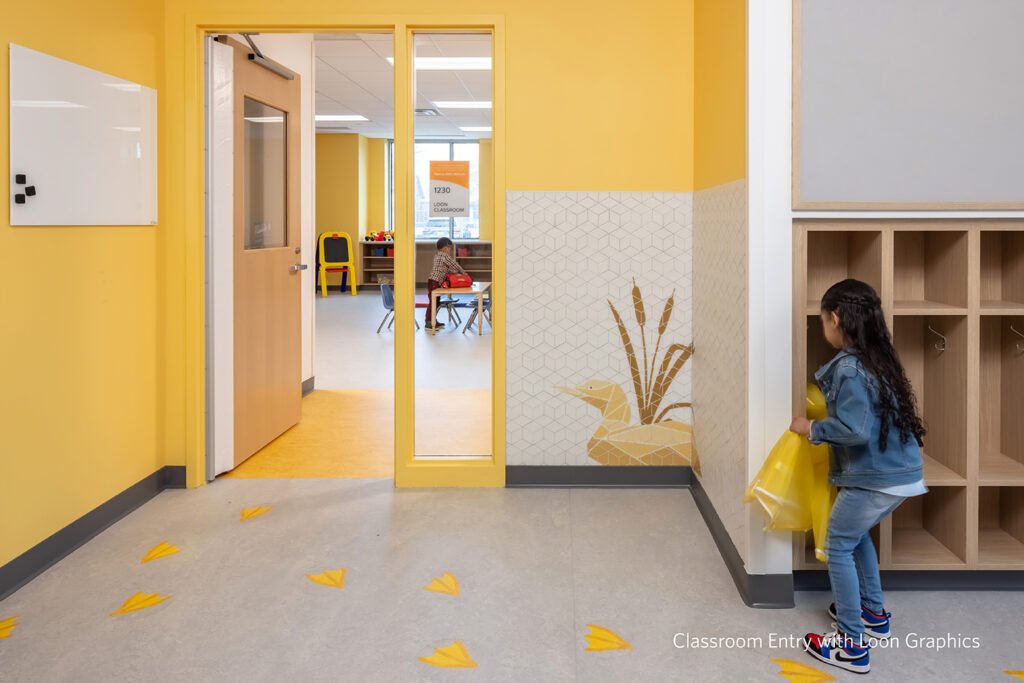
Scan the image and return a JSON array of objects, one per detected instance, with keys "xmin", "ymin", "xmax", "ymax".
[{"xmin": 290, "ymin": 263, "xmax": 308, "ymax": 272}]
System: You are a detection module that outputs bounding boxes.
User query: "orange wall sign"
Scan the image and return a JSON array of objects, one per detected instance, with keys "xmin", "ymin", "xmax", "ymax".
[{"xmin": 429, "ymin": 160, "xmax": 470, "ymax": 217}]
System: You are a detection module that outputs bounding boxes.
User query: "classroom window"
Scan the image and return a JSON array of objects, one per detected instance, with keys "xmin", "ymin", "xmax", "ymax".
[{"xmin": 411, "ymin": 141, "xmax": 481, "ymax": 240}]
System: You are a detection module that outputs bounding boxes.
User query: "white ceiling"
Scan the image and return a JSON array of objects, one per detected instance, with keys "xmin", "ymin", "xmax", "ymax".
[{"xmin": 314, "ymin": 33, "xmax": 492, "ymax": 140}]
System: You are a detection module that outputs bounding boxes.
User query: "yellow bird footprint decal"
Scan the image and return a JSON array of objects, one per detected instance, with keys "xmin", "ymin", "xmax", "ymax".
[
  {"xmin": 306, "ymin": 568, "xmax": 346, "ymax": 588},
  {"xmin": 584, "ymin": 624, "xmax": 633, "ymax": 652},
  {"xmin": 0, "ymin": 615, "xmax": 20, "ymax": 639},
  {"xmin": 110, "ymin": 592, "xmax": 172, "ymax": 616},
  {"xmin": 771, "ymin": 659, "xmax": 836, "ymax": 683},
  {"xmin": 419, "ymin": 641, "xmax": 477, "ymax": 668},
  {"xmin": 141, "ymin": 542, "xmax": 180, "ymax": 564},
  {"xmin": 422, "ymin": 572, "xmax": 459, "ymax": 596},
  {"xmin": 240, "ymin": 506, "xmax": 273, "ymax": 521}
]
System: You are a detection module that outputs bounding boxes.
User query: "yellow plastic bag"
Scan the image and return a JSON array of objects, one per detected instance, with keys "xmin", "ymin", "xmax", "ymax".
[{"xmin": 743, "ymin": 384, "xmax": 836, "ymax": 562}]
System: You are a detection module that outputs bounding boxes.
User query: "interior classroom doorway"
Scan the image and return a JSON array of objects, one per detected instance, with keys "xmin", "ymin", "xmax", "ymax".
[{"xmin": 200, "ymin": 26, "xmax": 500, "ymax": 483}]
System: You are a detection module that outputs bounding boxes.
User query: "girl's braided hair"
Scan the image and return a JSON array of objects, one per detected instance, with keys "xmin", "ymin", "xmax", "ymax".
[{"xmin": 821, "ymin": 279, "xmax": 926, "ymax": 450}]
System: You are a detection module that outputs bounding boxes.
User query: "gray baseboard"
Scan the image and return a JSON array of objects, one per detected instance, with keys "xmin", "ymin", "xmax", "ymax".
[
  {"xmin": 302, "ymin": 376, "xmax": 315, "ymax": 396},
  {"xmin": 505, "ymin": 465, "xmax": 691, "ymax": 487},
  {"xmin": 688, "ymin": 477, "xmax": 794, "ymax": 608},
  {"xmin": 0, "ymin": 465, "xmax": 186, "ymax": 601},
  {"xmin": 794, "ymin": 569, "xmax": 1024, "ymax": 591}
]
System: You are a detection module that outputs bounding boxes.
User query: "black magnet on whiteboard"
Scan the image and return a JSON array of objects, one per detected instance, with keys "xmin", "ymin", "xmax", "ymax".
[
  {"xmin": 25, "ymin": 186, "xmax": 36, "ymax": 197},
  {"xmin": 15, "ymin": 174, "xmax": 26, "ymax": 184},
  {"xmin": 14, "ymin": 194, "xmax": 26, "ymax": 204}
]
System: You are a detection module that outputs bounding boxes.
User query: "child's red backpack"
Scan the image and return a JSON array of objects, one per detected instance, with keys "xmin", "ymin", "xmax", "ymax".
[{"xmin": 447, "ymin": 273, "xmax": 472, "ymax": 288}]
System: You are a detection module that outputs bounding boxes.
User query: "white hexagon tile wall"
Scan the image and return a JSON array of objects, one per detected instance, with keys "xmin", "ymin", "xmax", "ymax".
[{"xmin": 506, "ymin": 191, "xmax": 694, "ymax": 468}]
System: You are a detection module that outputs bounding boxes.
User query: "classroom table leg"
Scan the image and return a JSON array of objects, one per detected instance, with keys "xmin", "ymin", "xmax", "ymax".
[{"xmin": 477, "ymin": 294, "xmax": 483, "ymax": 336}]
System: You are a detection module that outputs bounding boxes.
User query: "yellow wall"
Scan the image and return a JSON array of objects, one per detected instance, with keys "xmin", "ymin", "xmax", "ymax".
[
  {"xmin": 367, "ymin": 138, "xmax": 388, "ymax": 233},
  {"xmin": 0, "ymin": 0, "xmax": 164, "ymax": 566},
  {"xmin": 478, "ymin": 139, "xmax": 494, "ymax": 241},
  {"xmin": 166, "ymin": 0, "xmax": 694, "ymax": 192},
  {"xmin": 694, "ymin": 0, "xmax": 746, "ymax": 189},
  {"xmin": 315, "ymin": 133, "xmax": 367, "ymax": 286}
]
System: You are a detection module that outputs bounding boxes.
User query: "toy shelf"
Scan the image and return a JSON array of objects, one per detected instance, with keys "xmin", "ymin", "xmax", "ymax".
[
  {"xmin": 794, "ymin": 220, "xmax": 1024, "ymax": 574},
  {"xmin": 891, "ymin": 487, "xmax": 967, "ymax": 568},
  {"xmin": 980, "ymin": 232, "xmax": 1024, "ymax": 313},
  {"xmin": 892, "ymin": 230, "xmax": 969, "ymax": 314},
  {"xmin": 358, "ymin": 240, "xmax": 492, "ymax": 289},
  {"xmin": 978, "ymin": 487, "xmax": 1024, "ymax": 566},
  {"xmin": 979, "ymin": 315, "xmax": 1024, "ymax": 485}
]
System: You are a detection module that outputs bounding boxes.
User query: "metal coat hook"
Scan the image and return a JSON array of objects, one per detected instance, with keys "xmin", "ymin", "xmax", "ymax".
[
  {"xmin": 927, "ymin": 325, "xmax": 947, "ymax": 353},
  {"xmin": 1011, "ymin": 324, "xmax": 1024, "ymax": 353}
]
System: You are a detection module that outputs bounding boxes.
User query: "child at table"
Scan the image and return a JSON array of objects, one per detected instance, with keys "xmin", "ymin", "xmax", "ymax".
[{"xmin": 425, "ymin": 237, "xmax": 466, "ymax": 330}]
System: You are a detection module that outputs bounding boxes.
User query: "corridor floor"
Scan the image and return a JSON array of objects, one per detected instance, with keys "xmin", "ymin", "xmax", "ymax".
[{"xmin": 1, "ymin": 481, "xmax": 1022, "ymax": 682}]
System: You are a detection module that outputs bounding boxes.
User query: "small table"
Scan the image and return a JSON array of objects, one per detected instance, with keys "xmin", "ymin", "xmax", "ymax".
[{"xmin": 431, "ymin": 281, "xmax": 491, "ymax": 336}]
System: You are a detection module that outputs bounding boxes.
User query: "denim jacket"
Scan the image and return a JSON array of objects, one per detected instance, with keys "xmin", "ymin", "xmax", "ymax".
[{"xmin": 809, "ymin": 348, "xmax": 923, "ymax": 488}]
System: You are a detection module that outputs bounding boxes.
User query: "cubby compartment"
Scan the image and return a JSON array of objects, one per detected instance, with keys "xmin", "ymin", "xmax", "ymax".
[
  {"xmin": 893, "ymin": 231, "xmax": 968, "ymax": 312},
  {"xmin": 891, "ymin": 487, "xmax": 967, "ymax": 567},
  {"xmin": 978, "ymin": 487, "xmax": 1024, "ymax": 566},
  {"xmin": 798, "ymin": 526, "xmax": 880, "ymax": 567},
  {"xmin": 980, "ymin": 231, "xmax": 1024, "ymax": 312},
  {"xmin": 806, "ymin": 231, "xmax": 883, "ymax": 313},
  {"xmin": 805, "ymin": 315, "xmax": 839, "ymax": 383},
  {"xmin": 892, "ymin": 316, "xmax": 967, "ymax": 483},
  {"xmin": 979, "ymin": 316, "xmax": 1024, "ymax": 484}
]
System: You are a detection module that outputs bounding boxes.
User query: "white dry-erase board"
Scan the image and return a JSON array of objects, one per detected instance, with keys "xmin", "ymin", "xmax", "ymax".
[
  {"xmin": 795, "ymin": 0, "xmax": 1024, "ymax": 209},
  {"xmin": 9, "ymin": 44, "xmax": 158, "ymax": 225}
]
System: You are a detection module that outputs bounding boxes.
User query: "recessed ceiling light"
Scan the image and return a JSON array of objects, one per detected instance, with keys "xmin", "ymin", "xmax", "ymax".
[
  {"xmin": 315, "ymin": 114, "xmax": 368, "ymax": 122},
  {"xmin": 385, "ymin": 57, "xmax": 490, "ymax": 70},
  {"xmin": 459, "ymin": 126, "xmax": 492, "ymax": 132},
  {"xmin": 433, "ymin": 101, "xmax": 491, "ymax": 109}
]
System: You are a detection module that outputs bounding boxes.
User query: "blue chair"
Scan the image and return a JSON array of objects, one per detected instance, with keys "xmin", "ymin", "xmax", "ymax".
[
  {"xmin": 377, "ymin": 283, "xmax": 420, "ymax": 333},
  {"xmin": 462, "ymin": 296, "xmax": 491, "ymax": 333}
]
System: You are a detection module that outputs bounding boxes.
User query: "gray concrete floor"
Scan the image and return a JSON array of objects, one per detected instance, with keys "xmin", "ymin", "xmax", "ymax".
[
  {"xmin": 2, "ymin": 481, "xmax": 1022, "ymax": 681},
  {"xmin": 315, "ymin": 291, "xmax": 492, "ymax": 391}
]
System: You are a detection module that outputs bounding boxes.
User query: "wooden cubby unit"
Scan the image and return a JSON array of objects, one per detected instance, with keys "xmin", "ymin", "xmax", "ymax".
[
  {"xmin": 893, "ymin": 230, "xmax": 968, "ymax": 313},
  {"xmin": 891, "ymin": 487, "xmax": 967, "ymax": 568},
  {"xmin": 978, "ymin": 487, "xmax": 1024, "ymax": 566},
  {"xmin": 805, "ymin": 231, "xmax": 882, "ymax": 313},
  {"xmin": 980, "ymin": 231, "xmax": 1024, "ymax": 313},
  {"xmin": 892, "ymin": 315, "xmax": 968, "ymax": 483},
  {"xmin": 979, "ymin": 316, "xmax": 1024, "ymax": 485},
  {"xmin": 794, "ymin": 220, "xmax": 1024, "ymax": 574}
]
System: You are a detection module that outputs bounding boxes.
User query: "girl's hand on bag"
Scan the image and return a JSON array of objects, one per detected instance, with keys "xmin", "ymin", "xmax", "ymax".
[{"xmin": 789, "ymin": 417, "xmax": 811, "ymax": 435}]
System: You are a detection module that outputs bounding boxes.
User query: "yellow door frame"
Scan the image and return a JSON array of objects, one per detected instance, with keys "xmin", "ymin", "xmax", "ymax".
[{"xmin": 169, "ymin": 13, "xmax": 505, "ymax": 488}]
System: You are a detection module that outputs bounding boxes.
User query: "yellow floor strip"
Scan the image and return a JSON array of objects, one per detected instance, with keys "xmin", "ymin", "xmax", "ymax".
[{"xmin": 223, "ymin": 389, "xmax": 491, "ymax": 479}]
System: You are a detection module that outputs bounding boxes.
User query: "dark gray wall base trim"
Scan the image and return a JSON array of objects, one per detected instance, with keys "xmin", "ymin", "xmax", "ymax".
[
  {"xmin": 795, "ymin": 569, "xmax": 1024, "ymax": 591},
  {"xmin": 0, "ymin": 466, "xmax": 183, "ymax": 601},
  {"xmin": 505, "ymin": 465, "xmax": 691, "ymax": 488},
  {"xmin": 690, "ymin": 477, "xmax": 795, "ymax": 609},
  {"xmin": 302, "ymin": 376, "xmax": 315, "ymax": 397}
]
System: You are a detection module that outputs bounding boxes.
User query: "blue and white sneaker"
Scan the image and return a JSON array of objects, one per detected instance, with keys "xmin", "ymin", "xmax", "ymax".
[
  {"xmin": 803, "ymin": 630, "xmax": 870, "ymax": 674},
  {"xmin": 828, "ymin": 602, "xmax": 891, "ymax": 639}
]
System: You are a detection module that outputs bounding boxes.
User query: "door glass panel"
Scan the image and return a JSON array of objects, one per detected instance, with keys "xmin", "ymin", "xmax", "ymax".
[
  {"xmin": 243, "ymin": 98, "xmax": 287, "ymax": 249},
  {"xmin": 413, "ymin": 32, "xmax": 493, "ymax": 459}
]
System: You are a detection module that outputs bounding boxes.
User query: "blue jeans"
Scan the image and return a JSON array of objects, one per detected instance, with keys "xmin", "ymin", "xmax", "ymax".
[{"xmin": 825, "ymin": 487, "xmax": 905, "ymax": 640}]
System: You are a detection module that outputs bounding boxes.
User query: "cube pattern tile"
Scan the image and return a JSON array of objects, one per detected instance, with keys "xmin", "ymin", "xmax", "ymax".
[
  {"xmin": 693, "ymin": 179, "xmax": 749, "ymax": 561},
  {"xmin": 506, "ymin": 191, "xmax": 693, "ymax": 467}
]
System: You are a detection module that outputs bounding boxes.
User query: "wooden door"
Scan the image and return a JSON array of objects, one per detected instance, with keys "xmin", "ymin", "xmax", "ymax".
[{"xmin": 231, "ymin": 40, "xmax": 302, "ymax": 466}]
